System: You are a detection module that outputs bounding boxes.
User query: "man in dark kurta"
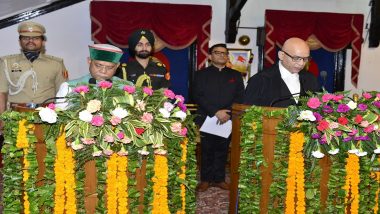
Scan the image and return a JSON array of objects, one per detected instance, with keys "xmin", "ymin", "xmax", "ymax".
[
  {"xmin": 244, "ymin": 37, "xmax": 319, "ymax": 107},
  {"xmin": 193, "ymin": 43, "xmax": 244, "ymax": 192}
]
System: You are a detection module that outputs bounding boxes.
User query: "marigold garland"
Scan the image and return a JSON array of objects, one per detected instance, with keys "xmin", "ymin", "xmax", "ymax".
[
  {"xmin": 54, "ymin": 130, "xmax": 77, "ymax": 214},
  {"xmin": 373, "ymin": 158, "xmax": 380, "ymax": 213},
  {"xmin": 343, "ymin": 153, "xmax": 360, "ymax": 214},
  {"xmin": 106, "ymin": 154, "xmax": 118, "ymax": 213},
  {"xmin": 285, "ymin": 131, "xmax": 306, "ymax": 214},
  {"xmin": 152, "ymin": 154, "xmax": 169, "ymax": 214},
  {"xmin": 16, "ymin": 119, "xmax": 31, "ymax": 214},
  {"xmin": 177, "ymin": 138, "xmax": 188, "ymax": 214},
  {"xmin": 117, "ymin": 155, "xmax": 129, "ymax": 213}
]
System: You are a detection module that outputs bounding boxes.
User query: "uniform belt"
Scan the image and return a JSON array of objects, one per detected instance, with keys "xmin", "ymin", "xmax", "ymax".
[{"xmin": 9, "ymin": 102, "xmax": 49, "ymax": 109}]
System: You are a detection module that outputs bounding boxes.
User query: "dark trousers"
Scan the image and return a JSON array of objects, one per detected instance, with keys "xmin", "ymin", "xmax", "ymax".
[{"xmin": 200, "ymin": 132, "xmax": 230, "ymax": 183}]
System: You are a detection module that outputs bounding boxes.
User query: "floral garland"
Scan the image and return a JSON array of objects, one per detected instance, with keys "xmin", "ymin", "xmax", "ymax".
[
  {"xmin": 54, "ymin": 129, "xmax": 77, "ymax": 213},
  {"xmin": 178, "ymin": 138, "xmax": 188, "ymax": 214},
  {"xmin": 374, "ymin": 158, "xmax": 380, "ymax": 213},
  {"xmin": 106, "ymin": 154, "xmax": 129, "ymax": 212},
  {"xmin": 285, "ymin": 132, "xmax": 306, "ymax": 214},
  {"xmin": 344, "ymin": 153, "xmax": 360, "ymax": 214},
  {"xmin": 152, "ymin": 154, "xmax": 169, "ymax": 213},
  {"xmin": 16, "ymin": 119, "xmax": 31, "ymax": 214}
]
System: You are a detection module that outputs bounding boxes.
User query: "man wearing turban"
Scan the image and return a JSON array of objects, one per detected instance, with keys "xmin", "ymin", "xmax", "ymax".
[{"xmin": 115, "ymin": 29, "xmax": 170, "ymax": 90}]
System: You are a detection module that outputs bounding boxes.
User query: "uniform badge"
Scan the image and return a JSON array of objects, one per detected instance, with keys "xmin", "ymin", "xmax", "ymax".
[
  {"xmin": 11, "ymin": 62, "xmax": 22, "ymax": 72},
  {"xmin": 157, "ymin": 63, "xmax": 162, "ymax": 66}
]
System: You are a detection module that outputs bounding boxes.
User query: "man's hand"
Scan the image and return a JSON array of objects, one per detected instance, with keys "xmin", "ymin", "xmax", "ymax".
[{"xmin": 215, "ymin": 109, "xmax": 231, "ymax": 124}]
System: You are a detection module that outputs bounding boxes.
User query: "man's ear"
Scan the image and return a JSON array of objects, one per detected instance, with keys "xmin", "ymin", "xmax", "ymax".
[
  {"xmin": 87, "ymin": 57, "xmax": 92, "ymax": 65},
  {"xmin": 278, "ymin": 51, "xmax": 284, "ymax": 61}
]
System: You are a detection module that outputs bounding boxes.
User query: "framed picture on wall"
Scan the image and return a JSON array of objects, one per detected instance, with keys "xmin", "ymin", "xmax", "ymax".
[{"xmin": 228, "ymin": 48, "xmax": 253, "ymax": 82}]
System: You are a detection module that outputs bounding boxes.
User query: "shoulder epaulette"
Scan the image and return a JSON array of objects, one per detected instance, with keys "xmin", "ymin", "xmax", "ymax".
[{"xmin": 43, "ymin": 54, "xmax": 64, "ymax": 62}]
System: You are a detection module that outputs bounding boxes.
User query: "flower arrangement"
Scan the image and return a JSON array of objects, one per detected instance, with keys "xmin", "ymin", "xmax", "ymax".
[
  {"xmin": 0, "ymin": 79, "xmax": 197, "ymax": 213},
  {"xmin": 295, "ymin": 91, "xmax": 380, "ymax": 158},
  {"xmin": 38, "ymin": 80, "xmax": 191, "ymax": 157}
]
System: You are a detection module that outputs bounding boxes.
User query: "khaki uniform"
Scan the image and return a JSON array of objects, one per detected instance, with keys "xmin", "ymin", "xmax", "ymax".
[{"xmin": 0, "ymin": 53, "xmax": 67, "ymax": 104}]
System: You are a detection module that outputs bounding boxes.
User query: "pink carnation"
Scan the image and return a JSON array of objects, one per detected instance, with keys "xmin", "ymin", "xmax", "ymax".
[
  {"xmin": 141, "ymin": 112, "xmax": 153, "ymax": 124},
  {"xmin": 117, "ymin": 132, "xmax": 125, "ymax": 139},
  {"xmin": 362, "ymin": 92, "xmax": 372, "ymax": 99},
  {"xmin": 91, "ymin": 115, "xmax": 104, "ymax": 126},
  {"xmin": 73, "ymin": 85, "xmax": 89, "ymax": 94},
  {"xmin": 110, "ymin": 116, "xmax": 121, "ymax": 125},
  {"xmin": 180, "ymin": 127, "xmax": 187, "ymax": 136},
  {"xmin": 175, "ymin": 95, "xmax": 185, "ymax": 103},
  {"xmin": 364, "ymin": 125, "xmax": 375, "ymax": 133},
  {"xmin": 81, "ymin": 138, "xmax": 95, "ymax": 145},
  {"xmin": 332, "ymin": 94, "xmax": 344, "ymax": 102},
  {"xmin": 123, "ymin": 85, "xmax": 136, "ymax": 94},
  {"xmin": 143, "ymin": 87, "xmax": 154, "ymax": 96},
  {"xmin": 307, "ymin": 97, "xmax": 322, "ymax": 109},
  {"xmin": 47, "ymin": 103, "xmax": 56, "ymax": 110},
  {"xmin": 164, "ymin": 89, "xmax": 176, "ymax": 99},
  {"xmin": 98, "ymin": 80, "xmax": 112, "ymax": 89},
  {"xmin": 104, "ymin": 135, "xmax": 115, "ymax": 143},
  {"xmin": 377, "ymin": 93, "xmax": 380, "ymax": 99},
  {"xmin": 170, "ymin": 122, "xmax": 182, "ymax": 133},
  {"xmin": 321, "ymin": 94, "xmax": 334, "ymax": 102}
]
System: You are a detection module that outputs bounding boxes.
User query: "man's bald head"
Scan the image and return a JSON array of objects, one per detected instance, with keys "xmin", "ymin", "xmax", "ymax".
[{"xmin": 278, "ymin": 37, "xmax": 310, "ymax": 74}]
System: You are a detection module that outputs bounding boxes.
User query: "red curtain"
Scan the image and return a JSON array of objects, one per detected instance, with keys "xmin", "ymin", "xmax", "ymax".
[
  {"xmin": 90, "ymin": 1, "xmax": 212, "ymax": 70},
  {"xmin": 265, "ymin": 10, "xmax": 364, "ymax": 87}
]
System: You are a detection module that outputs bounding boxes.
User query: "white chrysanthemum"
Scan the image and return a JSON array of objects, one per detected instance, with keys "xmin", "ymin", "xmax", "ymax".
[
  {"xmin": 348, "ymin": 148, "xmax": 359, "ymax": 154},
  {"xmin": 173, "ymin": 110, "xmax": 187, "ymax": 121},
  {"xmin": 86, "ymin": 99, "xmax": 101, "ymax": 113},
  {"xmin": 311, "ymin": 150, "xmax": 325, "ymax": 158},
  {"xmin": 159, "ymin": 108, "xmax": 170, "ymax": 118},
  {"xmin": 374, "ymin": 148, "xmax": 380, "ymax": 154},
  {"xmin": 111, "ymin": 107, "xmax": 129, "ymax": 119},
  {"xmin": 297, "ymin": 110, "xmax": 316, "ymax": 121},
  {"xmin": 355, "ymin": 151, "xmax": 368, "ymax": 157},
  {"xmin": 38, "ymin": 107, "xmax": 58, "ymax": 124},
  {"xmin": 79, "ymin": 110, "xmax": 93, "ymax": 122},
  {"xmin": 328, "ymin": 148, "xmax": 339, "ymax": 155},
  {"xmin": 347, "ymin": 101, "xmax": 357, "ymax": 110}
]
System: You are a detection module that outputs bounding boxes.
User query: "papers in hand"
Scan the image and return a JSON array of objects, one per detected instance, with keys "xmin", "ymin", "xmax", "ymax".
[{"xmin": 200, "ymin": 116, "xmax": 232, "ymax": 138}]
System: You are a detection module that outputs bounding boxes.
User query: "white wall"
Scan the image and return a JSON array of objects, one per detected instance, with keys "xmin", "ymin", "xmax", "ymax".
[{"xmin": 0, "ymin": 0, "xmax": 379, "ymax": 93}]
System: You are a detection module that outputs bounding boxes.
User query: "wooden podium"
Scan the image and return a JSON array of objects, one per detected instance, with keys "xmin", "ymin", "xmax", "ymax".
[{"xmin": 229, "ymin": 104, "xmax": 332, "ymax": 213}]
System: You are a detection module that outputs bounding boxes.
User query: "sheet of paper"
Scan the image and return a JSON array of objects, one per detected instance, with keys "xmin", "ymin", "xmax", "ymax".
[{"xmin": 200, "ymin": 116, "xmax": 232, "ymax": 138}]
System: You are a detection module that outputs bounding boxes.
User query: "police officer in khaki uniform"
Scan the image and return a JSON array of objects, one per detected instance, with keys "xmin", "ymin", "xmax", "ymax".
[
  {"xmin": 115, "ymin": 29, "xmax": 170, "ymax": 90},
  {"xmin": 0, "ymin": 21, "xmax": 68, "ymax": 116}
]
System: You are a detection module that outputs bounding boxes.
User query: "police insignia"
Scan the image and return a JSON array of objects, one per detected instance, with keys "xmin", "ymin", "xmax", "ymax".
[
  {"xmin": 11, "ymin": 63, "xmax": 22, "ymax": 72},
  {"xmin": 157, "ymin": 63, "xmax": 162, "ymax": 66}
]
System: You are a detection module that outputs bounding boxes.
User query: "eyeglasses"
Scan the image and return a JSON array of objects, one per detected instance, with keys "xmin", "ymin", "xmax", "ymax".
[
  {"xmin": 281, "ymin": 50, "xmax": 311, "ymax": 63},
  {"xmin": 93, "ymin": 63, "xmax": 116, "ymax": 72},
  {"xmin": 212, "ymin": 51, "xmax": 228, "ymax": 56},
  {"xmin": 20, "ymin": 36, "xmax": 42, "ymax": 42}
]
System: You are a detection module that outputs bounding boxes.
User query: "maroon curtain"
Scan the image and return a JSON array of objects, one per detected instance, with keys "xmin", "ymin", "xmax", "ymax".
[
  {"xmin": 90, "ymin": 1, "xmax": 212, "ymax": 70},
  {"xmin": 264, "ymin": 10, "xmax": 364, "ymax": 87}
]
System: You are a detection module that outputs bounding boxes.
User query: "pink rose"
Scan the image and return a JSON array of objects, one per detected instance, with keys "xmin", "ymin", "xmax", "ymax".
[
  {"xmin": 123, "ymin": 85, "xmax": 136, "ymax": 94},
  {"xmin": 98, "ymin": 80, "xmax": 112, "ymax": 89},
  {"xmin": 110, "ymin": 116, "xmax": 121, "ymax": 125},
  {"xmin": 164, "ymin": 89, "xmax": 175, "ymax": 99},
  {"xmin": 143, "ymin": 87, "xmax": 153, "ymax": 96},
  {"xmin": 91, "ymin": 115, "xmax": 104, "ymax": 126},
  {"xmin": 73, "ymin": 85, "xmax": 89, "ymax": 94},
  {"xmin": 307, "ymin": 97, "xmax": 322, "ymax": 109},
  {"xmin": 141, "ymin": 112, "xmax": 153, "ymax": 124}
]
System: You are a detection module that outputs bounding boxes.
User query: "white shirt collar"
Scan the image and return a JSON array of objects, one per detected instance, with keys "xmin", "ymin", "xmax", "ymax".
[{"xmin": 279, "ymin": 62, "xmax": 300, "ymax": 102}]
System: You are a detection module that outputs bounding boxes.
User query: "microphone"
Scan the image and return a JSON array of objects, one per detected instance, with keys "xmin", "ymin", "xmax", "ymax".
[
  {"xmin": 270, "ymin": 92, "xmax": 301, "ymax": 107},
  {"xmin": 320, "ymin": 71, "xmax": 327, "ymax": 90}
]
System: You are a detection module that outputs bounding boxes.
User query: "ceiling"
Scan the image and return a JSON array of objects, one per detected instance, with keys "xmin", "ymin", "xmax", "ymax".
[{"xmin": 0, "ymin": 0, "xmax": 59, "ymax": 20}]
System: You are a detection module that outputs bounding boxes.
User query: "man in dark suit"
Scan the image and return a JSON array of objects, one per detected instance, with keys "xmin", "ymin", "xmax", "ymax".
[
  {"xmin": 193, "ymin": 43, "xmax": 244, "ymax": 192},
  {"xmin": 244, "ymin": 37, "xmax": 319, "ymax": 107}
]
